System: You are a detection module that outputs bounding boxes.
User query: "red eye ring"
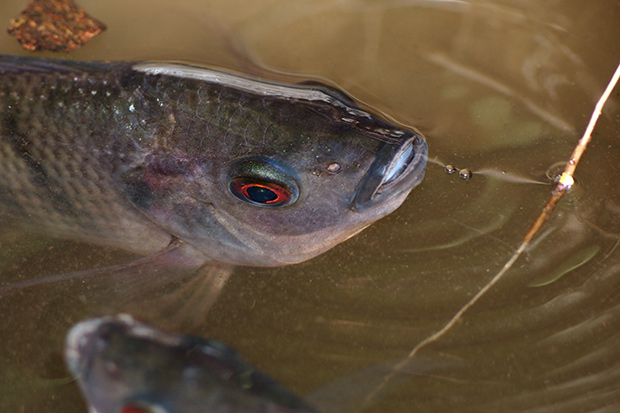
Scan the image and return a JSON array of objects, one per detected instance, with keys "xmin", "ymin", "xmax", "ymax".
[
  {"xmin": 229, "ymin": 178, "xmax": 293, "ymax": 207},
  {"xmin": 240, "ymin": 182, "xmax": 290, "ymax": 204}
]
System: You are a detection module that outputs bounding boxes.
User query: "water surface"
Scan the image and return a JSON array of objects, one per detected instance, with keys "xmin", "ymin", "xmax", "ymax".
[{"xmin": 1, "ymin": 0, "xmax": 619, "ymax": 412}]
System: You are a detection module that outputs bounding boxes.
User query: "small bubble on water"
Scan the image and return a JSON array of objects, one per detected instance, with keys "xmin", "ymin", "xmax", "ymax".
[
  {"xmin": 459, "ymin": 169, "xmax": 472, "ymax": 180},
  {"xmin": 445, "ymin": 164, "xmax": 456, "ymax": 174}
]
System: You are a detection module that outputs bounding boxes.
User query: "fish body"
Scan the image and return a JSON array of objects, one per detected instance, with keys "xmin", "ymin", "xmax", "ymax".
[
  {"xmin": 0, "ymin": 55, "xmax": 427, "ymax": 266},
  {"xmin": 65, "ymin": 315, "xmax": 316, "ymax": 413}
]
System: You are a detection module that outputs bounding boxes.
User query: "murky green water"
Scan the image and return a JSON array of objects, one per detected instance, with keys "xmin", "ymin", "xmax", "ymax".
[{"xmin": 1, "ymin": 0, "xmax": 619, "ymax": 412}]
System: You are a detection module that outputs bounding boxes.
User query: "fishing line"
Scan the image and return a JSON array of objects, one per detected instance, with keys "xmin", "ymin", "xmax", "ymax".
[{"xmin": 364, "ymin": 59, "xmax": 620, "ymax": 407}]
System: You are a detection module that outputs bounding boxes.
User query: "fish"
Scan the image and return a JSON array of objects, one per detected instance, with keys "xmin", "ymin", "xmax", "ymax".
[
  {"xmin": 65, "ymin": 315, "xmax": 446, "ymax": 413},
  {"xmin": 0, "ymin": 54, "xmax": 427, "ymax": 302},
  {"xmin": 65, "ymin": 314, "xmax": 317, "ymax": 413}
]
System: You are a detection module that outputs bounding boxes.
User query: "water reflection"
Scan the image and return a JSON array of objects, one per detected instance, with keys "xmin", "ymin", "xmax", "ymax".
[{"xmin": 1, "ymin": 0, "xmax": 619, "ymax": 412}]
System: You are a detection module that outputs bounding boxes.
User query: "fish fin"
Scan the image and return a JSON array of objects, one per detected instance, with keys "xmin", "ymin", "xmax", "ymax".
[
  {"xmin": 0, "ymin": 239, "xmax": 232, "ymax": 327},
  {"xmin": 165, "ymin": 264, "xmax": 232, "ymax": 327},
  {"xmin": 110, "ymin": 263, "xmax": 233, "ymax": 330},
  {"xmin": 0, "ymin": 54, "xmax": 125, "ymax": 74},
  {"xmin": 0, "ymin": 239, "xmax": 200, "ymax": 296}
]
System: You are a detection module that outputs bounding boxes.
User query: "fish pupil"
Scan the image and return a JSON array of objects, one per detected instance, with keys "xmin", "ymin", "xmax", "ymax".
[{"xmin": 245, "ymin": 185, "xmax": 278, "ymax": 203}]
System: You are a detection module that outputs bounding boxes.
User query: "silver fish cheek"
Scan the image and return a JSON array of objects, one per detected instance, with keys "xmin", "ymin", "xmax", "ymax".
[
  {"xmin": 186, "ymin": 204, "xmax": 369, "ymax": 266},
  {"xmin": 121, "ymin": 169, "xmax": 263, "ymax": 266}
]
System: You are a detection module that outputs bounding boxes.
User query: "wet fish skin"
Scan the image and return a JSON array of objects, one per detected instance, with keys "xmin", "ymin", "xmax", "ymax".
[
  {"xmin": 0, "ymin": 55, "xmax": 427, "ymax": 267},
  {"xmin": 0, "ymin": 57, "xmax": 173, "ymax": 255},
  {"xmin": 65, "ymin": 315, "xmax": 317, "ymax": 413}
]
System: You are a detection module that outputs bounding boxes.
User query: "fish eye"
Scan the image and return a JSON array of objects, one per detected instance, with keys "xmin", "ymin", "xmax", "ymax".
[
  {"xmin": 229, "ymin": 178, "xmax": 292, "ymax": 206},
  {"xmin": 227, "ymin": 159, "xmax": 299, "ymax": 208}
]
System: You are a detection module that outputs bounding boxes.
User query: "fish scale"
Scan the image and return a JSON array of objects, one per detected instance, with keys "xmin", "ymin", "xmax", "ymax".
[{"xmin": 0, "ymin": 66, "xmax": 170, "ymax": 254}]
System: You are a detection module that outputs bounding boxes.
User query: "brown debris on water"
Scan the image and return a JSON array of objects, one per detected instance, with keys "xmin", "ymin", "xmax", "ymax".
[{"xmin": 7, "ymin": 0, "xmax": 106, "ymax": 52}]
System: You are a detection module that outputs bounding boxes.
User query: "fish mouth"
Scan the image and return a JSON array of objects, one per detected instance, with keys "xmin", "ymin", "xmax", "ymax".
[
  {"xmin": 351, "ymin": 133, "xmax": 428, "ymax": 212},
  {"xmin": 65, "ymin": 315, "xmax": 139, "ymax": 376},
  {"xmin": 65, "ymin": 317, "xmax": 108, "ymax": 376}
]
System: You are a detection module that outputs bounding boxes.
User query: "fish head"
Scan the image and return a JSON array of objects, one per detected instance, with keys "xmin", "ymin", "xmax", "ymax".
[
  {"xmin": 125, "ymin": 66, "xmax": 428, "ymax": 266},
  {"xmin": 65, "ymin": 315, "xmax": 315, "ymax": 413}
]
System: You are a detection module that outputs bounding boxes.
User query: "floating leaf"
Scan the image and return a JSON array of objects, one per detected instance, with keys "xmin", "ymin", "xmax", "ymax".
[{"xmin": 7, "ymin": 0, "xmax": 106, "ymax": 52}]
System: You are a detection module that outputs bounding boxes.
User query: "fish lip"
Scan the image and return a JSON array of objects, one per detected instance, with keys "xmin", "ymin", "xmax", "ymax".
[{"xmin": 351, "ymin": 133, "xmax": 428, "ymax": 212}]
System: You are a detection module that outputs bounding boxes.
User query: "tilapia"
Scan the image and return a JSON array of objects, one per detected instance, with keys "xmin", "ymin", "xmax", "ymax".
[
  {"xmin": 65, "ymin": 315, "xmax": 317, "ymax": 413},
  {"xmin": 65, "ymin": 315, "xmax": 442, "ymax": 413},
  {"xmin": 0, "ymin": 55, "xmax": 427, "ymax": 295}
]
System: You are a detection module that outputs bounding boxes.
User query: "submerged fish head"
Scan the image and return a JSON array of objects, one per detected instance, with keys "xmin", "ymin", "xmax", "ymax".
[
  {"xmin": 125, "ymin": 66, "xmax": 428, "ymax": 266},
  {"xmin": 65, "ymin": 315, "xmax": 315, "ymax": 413}
]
